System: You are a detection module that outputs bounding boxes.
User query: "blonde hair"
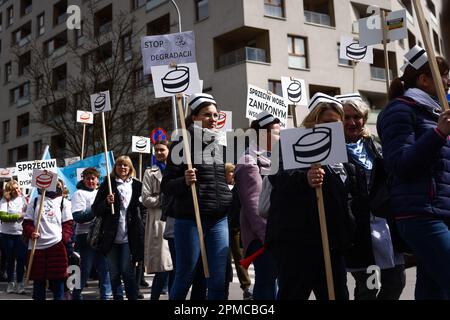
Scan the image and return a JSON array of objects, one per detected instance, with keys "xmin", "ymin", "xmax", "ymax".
[
  {"xmin": 111, "ymin": 155, "xmax": 136, "ymax": 179},
  {"xmin": 3, "ymin": 180, "xmax": 19, "ymax": 201},
  {"xmin": 225, "ymin": 163, "xmax": 235, "ymax": 175},
  {"xmin": 343, "ymin": 99, "xmax": 371, "ymax": 138},
  {"xmin": 302, "ymin": 103, "xmax": 344, "ymax": 128}
]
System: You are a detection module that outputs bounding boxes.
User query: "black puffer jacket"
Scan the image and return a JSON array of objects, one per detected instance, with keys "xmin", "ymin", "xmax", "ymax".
[
  {"xmin": 161, "ymin": 126, "xmax": 232, "ymax": 220},
  {"xmin": 92, "ymin": 177, "xmax": 145, "ymax": 262}
]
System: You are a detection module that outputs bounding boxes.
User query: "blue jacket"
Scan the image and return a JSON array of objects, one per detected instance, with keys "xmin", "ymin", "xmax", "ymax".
[{"xmin": 377, "ymin": 96, "xmax": 450, "ymax": 218}]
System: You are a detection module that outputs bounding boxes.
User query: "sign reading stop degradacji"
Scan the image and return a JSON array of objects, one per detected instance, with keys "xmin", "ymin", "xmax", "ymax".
[
  {"xmin": 77, "ymin": 110, "xmax": 94, "ymax": 124},
  {"xmin": 150, "ymin": 128, "xmax": 168, "ymax": 145},
  {"xmin": 31, "ymin": 169, "xmax": 58, "ymax": 192},
  {"xmin": 141, "ymin": 31, "xmax": 196, "ymax": 75}
]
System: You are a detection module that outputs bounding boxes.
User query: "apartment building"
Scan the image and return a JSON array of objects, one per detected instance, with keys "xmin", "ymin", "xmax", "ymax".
[{"xmin": 0, "ymin": 0, "xmax": 448, "ymax": 167}]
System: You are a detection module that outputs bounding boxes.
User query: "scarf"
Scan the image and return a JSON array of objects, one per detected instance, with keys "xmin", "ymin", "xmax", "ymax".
[
  {"xmin": 346, "ymin": 139, "xmax": 374, "ymax": 171},
  {"xmin": 404, "ymin": 88, "xmax": 442, "ymax": 117}
]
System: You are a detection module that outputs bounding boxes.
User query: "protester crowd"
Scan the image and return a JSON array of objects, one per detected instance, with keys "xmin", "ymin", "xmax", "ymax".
[{"xmin": 0, "ymin": 53, "xmax": 450, "ymax": 300}]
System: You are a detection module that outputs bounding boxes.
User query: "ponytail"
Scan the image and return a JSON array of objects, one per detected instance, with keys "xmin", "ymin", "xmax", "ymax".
[{"xmin": 388, "ymin": 77, "xmax": 405, "ymax": 100}]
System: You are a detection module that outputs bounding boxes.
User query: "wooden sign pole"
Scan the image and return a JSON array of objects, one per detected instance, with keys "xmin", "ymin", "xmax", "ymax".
[
  {"xmin": 412, "ymin": 0, "xmax": 449, "ymax": 111},
  {"xmin": 380, "ymin": 10, "xmax": 391, "ymax": 95},
  {"xmin": 101, "ymin": 112, "xmax": 115, "ymax": 215},
  {"xmin": 353, "ymin": 61, "xmax": 358, "ymax": 92},
  {"xmin": 176, "ymin": 93, "xmax": 210, "ymax": 278},
  {"xmin": 312, "ymin": 163, "xmax": 335, "ymax": 300},
  {"xmin": 81, "ymin": 123, "xmax": 86, "ymax": 160},
  {"xmin": 25, "ymin": 189, "xmax": 46, "ymax": 284},
  {"xmin": 139, "ymin": 153, "xmax": 143, "ymax": 181}
]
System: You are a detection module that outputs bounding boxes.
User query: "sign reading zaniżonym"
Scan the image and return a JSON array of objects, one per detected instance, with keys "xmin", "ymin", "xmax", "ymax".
[
  {"xmin": 246, "ymin": 85, "xmax": 288, "ymax": 129},
  {"xmin": 16, "ymin": 159, "xmax": 58, "ymax": 188},
  {"xmin": 141, "ymin": 31, "xmax": 196, "ymax": 75}
]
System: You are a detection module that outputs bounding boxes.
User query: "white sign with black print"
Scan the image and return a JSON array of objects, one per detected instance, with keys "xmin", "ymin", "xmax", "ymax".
[
  {"xmin": 281, "ymin": 77, "xmax": 308, "ymax": 107},
  {"xmin": 280, "ymin": 122, "xmax": 348, "ymax": 170},
  {"xmin": 31, "ymin": 169, "xmax": 58, "ymax": 192},
  {"xmin": 64, "ymin": 156, "xmax": 81, "ymax": 167},
  {"xmin": 76, "ymin": 168, "xmax": 87, "ymax": 183},
  {"xmin": 90, "ymin": 91, "xmax": 112, "ymax": 114},
  {"xmin": 141, "ymin": 31, "xmax": 196, "ymax": 75},
  {"xmin": 359, "ymin": 9, "xmax": 407, "ymax": 46},
  {"xmin": 132, "ymin": 136, "xmax": 151, "ymax": 154},
  {"xmin": 339, "ymin": 36, "xmax": 374, "ymax": 64},
  {"xmin": 216, "ymin": 111, "xmax": 233, "ymax": 132},
  {"xmin": 151, "ymin": 63, "xmax": 201, "ymax": 98},
  {"xmin": 76, "ymin": 110, "xmax": 94, "ymax": 124},
  {"xmin": 0, "ymin": 167, "xmax": 16, "ymax": 179},
  {"xmin": 16, "ymin": 159, "xmax": 58, "ymax": 189},
  {"xmin": 246, "ymin": 85, "xmax": 288, "ymax": 129}
]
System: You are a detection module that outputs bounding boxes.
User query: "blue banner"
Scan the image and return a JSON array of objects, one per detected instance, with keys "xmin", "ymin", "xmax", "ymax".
[{"xmin": 59, "ymin": 152, "xmax": 115, "ymax": 198}]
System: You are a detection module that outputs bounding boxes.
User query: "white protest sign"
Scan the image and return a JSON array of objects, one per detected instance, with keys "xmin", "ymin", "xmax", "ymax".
[
  {"xmin": 141, "ymin": 31, "xmax": 196, "ymax": 75},
  {"xmin": 281, "ymin": 77, "xmax": 308, "ymax": 107},
  {"xmin": 64, "ymin": 156, "xmax": 81, "ymax": 167},
  {"xmin": 76, "ymin": 110, "xmax": 94, "ymax": 124},
  {"xmin": 31, "ymin": 169, "xmax": 58, "ymax": 192},
  {"xmin": 0, "ymin": 167, "xmax": 16, "ymax": 179},
  {"xmin": 132, "ymin": 136, "xmax": 151, "ymax": 154},
  {"xmin": 339, "ymin": 36, "xmax": 374, "ymax": 64},
  {"xmin": 90, "ymin": 91, "xmax": 111, "ymax": 114},
  {"xmin": 16, "ymin": 159, "xmax": 58, "ymax": 189},
  {"xmin": 216, "ymin": 111, "xmax": 233, "ymax": 132},
  {"xmin": 76, "ymin": 168, "xmax": 87, "ymax": 183},
  {"xmin": 246, "ymin": 85, "xmax": 288, "ymax": 129},
  {"xmin": 151, "ymin": 63, "xmax": 201, "ymax": 98},
  {"xmin": 359, "ymin": 9, "xmax": 407, "ymax": 46},
  {"xmin": 280, "ymin": 122, "xmax": 348, "ymax": 170}
]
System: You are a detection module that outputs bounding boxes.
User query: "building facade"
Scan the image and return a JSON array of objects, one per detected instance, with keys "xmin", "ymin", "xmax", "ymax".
[{"xmin": 0, "ymin": 0, "xmax": 449, "ymax": 167}]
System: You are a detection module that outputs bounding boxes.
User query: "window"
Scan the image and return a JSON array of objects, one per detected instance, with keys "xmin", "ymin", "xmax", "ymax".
[
  {"xmin": 134, "ymin": 68, "xmax": 152, "ymax": 89},
  {"xmin": 433, "ymin": 30, "xmax": 440, "ymax": 54},
  {"xmin": 309, "ymin": 84, "xmax": 340, "ymax": 97},
  {"xmin": 52, "ymin": 63, "xmax": 67, "ymax": 91},
  {"xmin": 37, "ymin": 13, "xmax": 45, "ymax": 36},
  {"xmin": 122, "ymin": 33, "xmax": 132, "ymax": 61},
  {"xmin": 17, "ymin": 145, "xmax": 28, "ymax": 161},
  {"xmin": 147, "ymin": 14, "xmax": 170, "ymax": 35},
  {"xmin": 303, "ymin": 0, "xmax": 335, "ymax": 27},
  {"xmin": 53, "ymin": 0, "xmax": 67, "ymax": 26},
  {"xmin": 95, "ymin": 42, "xmax": 113, "ymax": 63},
  {"xmin": 264, "ymin": 0, "xmax": 285, "ymax": 18},
  {"xmin": 400, "ymin": 0, "xmax": 413, "ymax": 17},
  {"xmin": 131, "ymin": 0, "xmax": 146, "ymax": 10},
  {"xmin": 426, "ymin": 0, "xmax": 436, "ymax": 17},
  {"xmin": 20, "ymin": 0, "xmax": 32, "ymax": 17},
  {"xmin": 34, "ymin": 140, "xmax": 42, "ymax": 159},
  {"xmin": 12, "ymin": 21, "xmax": 32, "ymax": 47},
  {"xmin": 44, "ymin": 31, "xmax": 67, "ymax": 57},
  {"xmin": 288, "ymin": 35, "xmax": 308, "ymax": 69},
  {"xmin": 16, "ymin": 113, "xmax": 30, "ymax": 137},
  {"xmin": 53, "ymin": 98, "xmax": 67, "ymax": 116},
  {"xmin": 18, "ymin": 51, "xmax": 31, "ymax": 76},
  {"xmin": 408, "ymin": 30, "xmax": 416, "ymax": 49},
  {"xmin": 5, "ymin": 62, "xmax": 11, "ymax": 83},
  {"xmin": 35, "ymin": 75, "xmax": 44, "ymax": 99},
  {"xmin": 51, "ymin": 135, "xmax": 65, "ymax": 159},
  {"xmin": 7, "ymin": 6, "xmax": 13, "ymax": 26},
  {"xmin": 94, "ymin": 4, "xmax": 112, "ymax": 37},
  {"xmin": 268, "ymin": 80, "xmax": 282, "ymax": 96},
  {"xmin": 371, "ymin": 49, "xmax": 397, "ymax": 81},
  {"xmin": 2, "ymin": 120, "xmax": 9, "ymax": 143},
  {"xmin": 0, "ymin": 12, "xmax": 3, "ymax": 32},
  {"xmin": 195, "ymin": 0, "xmax": 208, "ymax": 21},
  {"xmin": 9, "ymin": 82, "xmax": 30, "ymax": 106}
]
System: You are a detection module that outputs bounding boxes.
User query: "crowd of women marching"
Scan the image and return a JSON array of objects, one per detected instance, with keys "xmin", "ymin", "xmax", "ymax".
[{"xmin": 0, "ymin": 52, "xmax": 450, "ymax": 300}]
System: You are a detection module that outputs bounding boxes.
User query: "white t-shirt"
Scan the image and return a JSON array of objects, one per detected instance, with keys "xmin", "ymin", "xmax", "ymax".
[
  {"xmin": 0, "ymin": 196, "xmax": 27, "ymax": 235},
  {"xmin": 24, "ymin": 196, "xmax": 73, "ymax": 250},
  {"xmin": 71, "ymin": 189, "xmax": 98, "ymax": 235},
  {"xmin": 114, "ymin": 178, "xmax": 133, "ymax": 244}
]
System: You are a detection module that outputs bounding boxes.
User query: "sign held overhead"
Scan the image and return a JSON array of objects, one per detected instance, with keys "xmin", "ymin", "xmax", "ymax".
[
  {"xmin": 246, "ymin": 85, "xmax": 288, "ymax": 129},
  {"xmin": 359, "ymin": 9, "xmax": 407, "ymax": 46}
]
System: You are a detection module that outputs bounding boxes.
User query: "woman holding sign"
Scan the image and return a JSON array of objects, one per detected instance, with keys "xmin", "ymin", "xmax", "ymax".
[
  {"xmin": 22, "ymin": 179, "xmax": 73, "ymax": 300},
  {"xmin": 92, "ymin": 155, "xmax": 145, "ymax": 301},
  {"xmin": 377, "ymin": 53, "xmax": 450, "ymax": 299},
  {"xmin": 266, "ymin": 94, "xmax": 356, "ymax": 300},
  {"xmin": 161, "ymin": 93, "xmax": 232, "ymax": 300}
]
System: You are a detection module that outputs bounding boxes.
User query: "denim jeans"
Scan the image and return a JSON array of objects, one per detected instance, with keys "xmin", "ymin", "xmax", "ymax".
[
  {"xmin": 352, "ymin": 264, "xmax": 406, "ymax": 300},
  {"xmin": 72, "ymin": 233, "xmax": 113, "ymax": 300},
  {"xmin": 150, "ymin": 272, "xmax": 169, "ymax": 300},
  {"xmin": 170, "ymin": 217, "xmax": 229, "ymax": 300},
  {"xmin": 2, "ymin": 234, "xmax": 27, "ymax": 283},
  {"xmin": 33, "ymin": 280, "xmax": 65, "ymax": 300},
  {"xmin": 106, "ymin": 243, "xmax": 138, "ymax": 300},
  {"xmin": 246, "ymin": 240, "xmax": 278, "ymax": 300},
  {"xmin": 396, "ymin": 218, "xmax": 450, "ymax": 300}
]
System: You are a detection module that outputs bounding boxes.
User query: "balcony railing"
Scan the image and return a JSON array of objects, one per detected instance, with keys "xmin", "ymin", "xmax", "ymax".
[
  {"xmin": 24, "ymin": 4, "xmax": 32, "ymax": 15},
  {"xmin": 218, "ymin": 47, "xmax": 267, "ymax": 69},
  {"xmin": 18, "ymin": 34, "xmax": 32, "ymax": 47},
  {"xmin": 52, "ymin": 45, "xmax": 67, "ymax": 59},
  {"xmin": 370, "ymin": 66, "xmax": 394, "ymax": 81},
  {"xmin": 304, "ymin": 10, "xmax": 331, "ymax": 26},
  {"xmin": 17, "ymin": 96, "xmax": 31, "ymax": 107}
]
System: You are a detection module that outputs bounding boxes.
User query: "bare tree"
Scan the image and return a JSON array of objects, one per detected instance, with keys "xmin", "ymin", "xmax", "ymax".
[{"xmin": 14, "ymin": 1, "xmax": 172, "ymax": 163}]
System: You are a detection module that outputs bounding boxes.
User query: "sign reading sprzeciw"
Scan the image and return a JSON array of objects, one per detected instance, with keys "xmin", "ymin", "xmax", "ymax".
[
  {"xmin": 246, "ymin": 85, "xmax": 288, "ymax": 129},
  {"xmin": 16, "ymin": 159, "xmax": 58, "ymax": 188},
  {"xmin": 141, "ymin": 31, "xmax": 196, "ymax": 75}
]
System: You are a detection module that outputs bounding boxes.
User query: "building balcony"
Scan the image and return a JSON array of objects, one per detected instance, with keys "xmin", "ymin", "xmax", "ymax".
[
  {"xmin": 18, "ymin": 34, "xmax": 32, "ymax": 47},
  {"xmin": 218, "ymin": 47, "xmax": 267, "ymax": 69}
]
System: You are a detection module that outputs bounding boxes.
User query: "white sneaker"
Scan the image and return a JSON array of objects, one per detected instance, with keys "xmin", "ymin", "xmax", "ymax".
[
  {"xmin": 6, "ymin": 282, "xmax": 16, "ymax": 294},
  {"xmin": 16, "ymin": 282, "xmax": 26, "ymax": 294}
]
